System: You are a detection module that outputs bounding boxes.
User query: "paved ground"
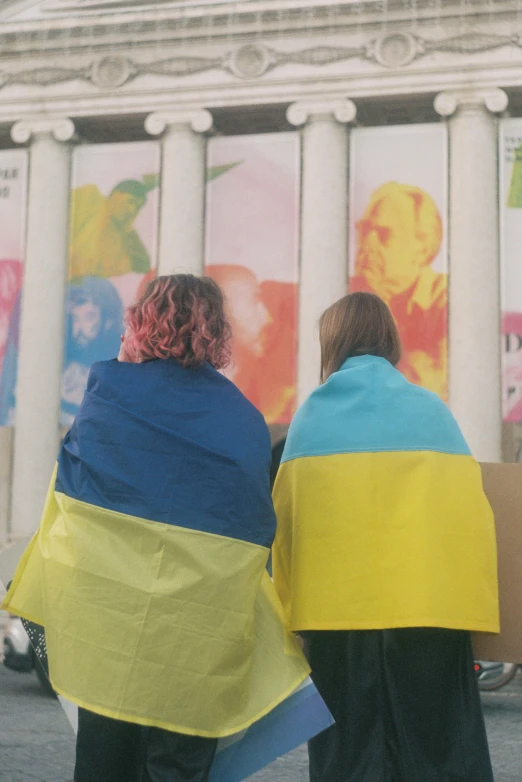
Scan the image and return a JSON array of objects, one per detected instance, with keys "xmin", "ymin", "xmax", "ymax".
[
  {"xmin": 1, "ymin": 664, "xmax": 521, "ymax": 782},
  {"xmin": 0, "ymin": 664, "xmax": 74, "ymax": 782}
]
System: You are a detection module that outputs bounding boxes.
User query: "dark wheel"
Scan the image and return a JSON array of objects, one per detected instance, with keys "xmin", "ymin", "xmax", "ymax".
[{"xmin": 476, "ymin": 661, "xmax": 518, "ymax": 692}]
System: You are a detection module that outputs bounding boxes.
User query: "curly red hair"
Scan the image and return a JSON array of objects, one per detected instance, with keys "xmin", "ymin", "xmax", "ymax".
[{"xmin": 123, "ymin": 274, "xmax": 232, "ymax": 369}]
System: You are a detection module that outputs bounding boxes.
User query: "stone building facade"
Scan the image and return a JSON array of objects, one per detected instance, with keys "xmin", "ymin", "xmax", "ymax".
[{"xmin": 0, "ymin": 0, "xmax": 521, "ymax": 543}]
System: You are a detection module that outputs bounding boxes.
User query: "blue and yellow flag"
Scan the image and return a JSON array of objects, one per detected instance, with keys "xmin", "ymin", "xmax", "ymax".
[
  {"xmin": 3, "ymin": 358, "xmax": 310, "ymax": 737},
  {"xmin": 272, "ymin": 355, "xmax": 499, "ymax": 634}
]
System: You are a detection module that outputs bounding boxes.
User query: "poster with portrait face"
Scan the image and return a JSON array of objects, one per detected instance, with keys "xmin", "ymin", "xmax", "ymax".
[
  {"xmin": 61, "ymin": 142, "xmax": 160, "ymax": 426},
  {"xmin": 205, "ymin": 133, "xmax": 300, "ymax": 427},
  {"xmin": 0, "ymin": 150, "xmax": 28, "ymax": 426},
  {"xmin": 349, "ymin": 124, "xmax": 448, "ymax": 400},
  {"xmin": 499, "ymin": 119, "xmax": 522, "ymax": 423}
]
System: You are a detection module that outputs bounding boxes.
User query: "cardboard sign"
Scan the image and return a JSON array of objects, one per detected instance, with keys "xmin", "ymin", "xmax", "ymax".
[{"xmin": 472, "ymin": 463, "xmax": 522, "ymax": 662}]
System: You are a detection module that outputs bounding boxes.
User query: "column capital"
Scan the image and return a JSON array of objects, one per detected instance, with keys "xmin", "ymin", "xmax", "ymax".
[
  {"xmin": 434, "ymin": 88, "xmax": 508, "ymax": 118},
  {"xmin": 286, "ymin": 97, "xmax": 357, "ymax": 127},
  {"xmin": 11, "ymin": 116, "xmax": 75, "ymax": 144},
  {"xmin": 145, "ymin": 109, "xmax": 213, "ymax": 137}
]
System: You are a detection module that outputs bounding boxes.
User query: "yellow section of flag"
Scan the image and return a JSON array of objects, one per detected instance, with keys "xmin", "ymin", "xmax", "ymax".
[
  {"xmin": 273, "ymin": 450, "xmax": 499, "ymax": 634},
  {"xmin": 3, "ymin": 470, "xmax": 309, "ymax": 737}
]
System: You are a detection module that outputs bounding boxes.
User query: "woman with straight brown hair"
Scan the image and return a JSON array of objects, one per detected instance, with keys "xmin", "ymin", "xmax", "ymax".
[{"xmin": 272, "ymin": 291, "xmax": 498, "ymax": 781}]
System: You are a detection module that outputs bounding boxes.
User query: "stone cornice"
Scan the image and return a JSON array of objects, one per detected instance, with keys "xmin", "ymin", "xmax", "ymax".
[
  {"xmin": 0, "ymin": 8, "xmax": 522, "ymax": 124},
  {"xmin": 2, "ymin": 1, "xmax": 522, "ymax": 53},
  {"xmin": 0, "ymin": 60, "xmax": 519, "ymax": 126}
]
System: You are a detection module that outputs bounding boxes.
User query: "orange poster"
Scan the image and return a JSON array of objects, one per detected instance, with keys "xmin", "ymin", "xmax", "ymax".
[{"xmin": 205, "ymin": 133, "xmax": 300, "ymax": 425}]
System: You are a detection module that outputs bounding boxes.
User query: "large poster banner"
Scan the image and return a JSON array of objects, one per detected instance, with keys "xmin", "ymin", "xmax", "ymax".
[
  {"xmin": 0, "ymin": 150, "xmax": 28, "ymax": 426},
  {"xmin": 205, "ymin": 133, "xmax": 300, "ymax": 425},
  {"xmin": 349, "ymin": 124, "xmax": 448, "ymax": 400},
  {"xmin": 499, "ymin": 119, "xmax": 522, "ymax": 422},
  {"xmin": 62, "ymin": 142, "xmax": 160, "ymax": 426}
]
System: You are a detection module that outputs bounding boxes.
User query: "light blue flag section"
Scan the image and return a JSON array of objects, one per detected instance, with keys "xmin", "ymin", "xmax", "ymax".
[{"xmin": 210, "ymin": 677, "xmax": 333, "ymax": 782}]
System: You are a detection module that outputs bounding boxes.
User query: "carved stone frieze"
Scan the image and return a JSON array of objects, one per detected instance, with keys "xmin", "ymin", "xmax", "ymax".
[
  {"xmin": 277, "ymin": 45, "xmax": 364, "ymax": 68},
  {"xmin": 2, "ymin": 65, "xmax": 91, "ymax": 88},
  {"xmin": 425, "ymin": 32, "xmax": 518, "ymax": 54},
  {"xmin": 225, "ymin": 44, "xmax": 276, "ymax": 80},
  {"xmin": 368, "ymin": 32, "xmax": 422, "ymax": 68},
  {"xmin": 1, "ymin": 28, "xmax": 522, "ymax": 91},
  {"xmin": 91, "ymin": 55, "xmax": 135, "ymax": 87},
  {"xmin": 144, "ymin": 55, "xmax": 222, "ymax": 78}
]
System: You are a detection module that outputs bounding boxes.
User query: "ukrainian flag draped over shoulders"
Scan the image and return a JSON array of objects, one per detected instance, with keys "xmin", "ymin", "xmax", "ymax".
[
  {"xmin": 3, "ymin": 358, "xmax": 309, "ymax": 737},
  {"xmin": 272, "ymin": 355, "xmax": 499, "ymax": 634}
]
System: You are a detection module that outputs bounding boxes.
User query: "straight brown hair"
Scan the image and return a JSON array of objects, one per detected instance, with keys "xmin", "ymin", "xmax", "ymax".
[{"xmin": 319, "ymin": 292, "xmax": 402, "ymax": 383}]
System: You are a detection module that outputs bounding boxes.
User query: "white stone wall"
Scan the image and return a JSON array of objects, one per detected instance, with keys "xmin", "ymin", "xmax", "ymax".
[{"xmin": 0, "ymin": 428, "xmax": 13, "ymax": 546}]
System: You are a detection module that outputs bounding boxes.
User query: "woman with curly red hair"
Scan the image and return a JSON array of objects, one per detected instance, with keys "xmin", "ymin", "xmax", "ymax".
[
  {"xmin": 119, "ymin": 274, "xmax": 232, "ymax": 368},
  {"xmin": 4, "ymin": 274, "xmax": 310, "ymax": 782}
]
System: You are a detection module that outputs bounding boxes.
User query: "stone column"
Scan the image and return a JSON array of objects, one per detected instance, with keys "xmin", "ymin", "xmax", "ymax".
[
  {"xmin": 0, "ymin": 428, "xmax": 13, "ymax": 545},
  {"xmin": 145, "ymin": 110, "xmax": 213, "ymax": 277},
  {"xmin": 287, "ymin": 98, "xmax": 356, "ymax": 404},
  {"xmin": 435, "ymin": 89, "xmax": 508, "ymax": 462},
  {"xmin": 10, "ymin": 116, "xmax": 74, "ymax": 539}
]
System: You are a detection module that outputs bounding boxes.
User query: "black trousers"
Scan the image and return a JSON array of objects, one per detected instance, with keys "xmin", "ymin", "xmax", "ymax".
[
  {"xmin": 303, "ymin": 628, "xmax": 494, "ymax": 782},
  {"xmin": 74, "ymin": 708, "xmax": 217, "ymax": 782}
]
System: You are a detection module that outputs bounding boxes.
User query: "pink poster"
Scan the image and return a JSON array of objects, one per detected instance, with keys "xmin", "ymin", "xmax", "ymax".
[
  {"xmin": 205, "ymin": 133, "xmax": 300, "ymax": 426},
  {"xmin": 500, "ymin": 120, "xmax": 522, "ymax": 422},
  {"xmin": 62, "ymin": 142, "xmax": 160, "ymax": 426},
  {"xmin": 0, "ymin": 150, "xmax": 28, "ymax": 426}
]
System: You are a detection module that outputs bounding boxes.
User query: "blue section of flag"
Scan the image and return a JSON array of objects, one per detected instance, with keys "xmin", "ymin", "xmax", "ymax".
[
  {"xmin": 209, "ymin": 679, "xmax": 334, "ymax": 782},
  {"xmin": 56, "ymin": 359, "xmax": 276, "ymax": 548},
  {"xmin": 283, "ymin": 355, "xmax": 470, "ymax": 463}
]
